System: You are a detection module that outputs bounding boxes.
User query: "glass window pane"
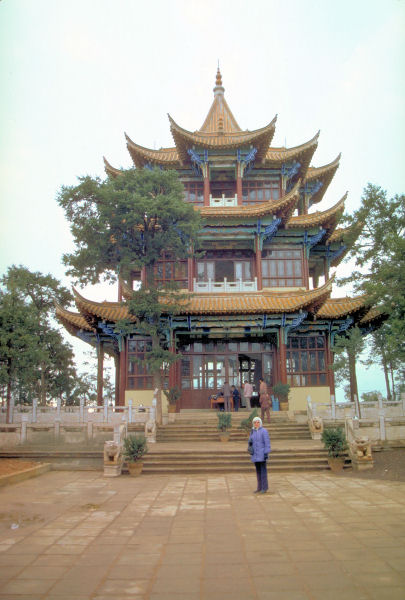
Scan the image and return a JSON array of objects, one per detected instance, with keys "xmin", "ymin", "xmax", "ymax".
[
  {"xmin": 319, "ymin": 373, "xmax": 327, "ymax": 385},
  {"xmin": 318, "ymin": 351, "xmax": 325, "ymax": 371},
  {"xmin": 228, "ymin": 342, "xmax": 237, "ymax": 352},
  {"xmin": 317, "ymin": 336, "xmax": 325, "ymax": 348},
  {"xmin": 309, "ymin": 351, "xmax": 317, "ymax": 371},
  {"xmin": 308, "ymin": 337, "xmax": 316, "ymax": 349},
  {"xmin": 301, "ymin": 353, "xmax": 308, "ymax": 372}
]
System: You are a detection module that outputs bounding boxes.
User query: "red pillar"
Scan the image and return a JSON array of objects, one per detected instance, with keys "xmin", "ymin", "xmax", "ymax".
[
  {"xmin": 236, "ymin": 163, "xmax": 243, "ymax": 205},
  {"xmin": 119, "ymin": 341, "xmax": 127, "ymax": 406},
  {"xmin": 114, "ymin": 354, "xmax": 120, "ymax": 406},
  {"xmin": 255, "ymin": 236, "xmax": 262, "ymax": 290},
  {"xmin": 278, "ymin": 329, "xmax": 287, "ymax": 384},
  {"xmin": 326, "ymin": 333, "xmax": 336, "ymax": 396},
  {"xmin": 97, "ymin": 341, "xmax": 104, "ymax": 406},
  {"xmin": 203, "ymin": 173, "xmax": 210, "ymax": 206}
]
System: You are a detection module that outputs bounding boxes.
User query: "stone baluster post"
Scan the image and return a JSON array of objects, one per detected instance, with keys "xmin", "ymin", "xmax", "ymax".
[
  {"xmin": 56, "ymin": 398, "xmax": 61, "ymax": 421},
  {"xmin": 331, "ymin": 394, "xmax": 336, "ymax": 420},
  {"xmin": 128, "ymin": 400, "xmax": 133, "ymax": 424},
  {"xmin": 32, "ymin": 398, "xmax": 37, "ymax": 423},
  {"xmin": 104, "ymin": 398, "xmax": 108, "ymax": 423},
  {"xmin": 80, "ymin": 398, "xmax": 84, "ymax": 422}
]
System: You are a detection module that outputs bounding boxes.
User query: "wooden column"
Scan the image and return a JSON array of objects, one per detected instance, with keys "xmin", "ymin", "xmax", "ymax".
[
  {"xmin": 119, "ymin": 341, "xmax": 127, "ymax": 406},
  {"xmin": 118, "ymin": 279, "xmax": 123, "ymax": 302},
  {"xmin": 114, "ymin": 354, "xmax": 120, "ymax": 406},
  {"xmin": 188, "ymin": 257, "xmax": 194, "ymax": 291},
  {"xmin": 97, "ymin": 341, "xmax": 104, "ymax": 406},
  {"xmin": 236, "ymin": 163, "xmax": 243, "ymax": 205},
  {"xmin": 326, "ymin": 333, "xmax": 336, "ymax": 396},
  {"xmin": 203, "ymin": 174, "xmax": 210, "ymax": 206},
  {"xmin": 278, "ymin": 329, "xmax": 287, "ymax": 384},
  {"xmin": 255, "ymin": 236, "xmax": 262, "ymax": 290}
]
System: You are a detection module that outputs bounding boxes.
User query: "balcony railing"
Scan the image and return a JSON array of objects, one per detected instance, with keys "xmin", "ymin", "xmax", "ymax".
[
  {"xmin": 193, "ymin": 277, "xmax": 257, "ymax": 293},
  {"xmin": 209, "ymin": 194, "xmax": 238, "ymax": 207}
]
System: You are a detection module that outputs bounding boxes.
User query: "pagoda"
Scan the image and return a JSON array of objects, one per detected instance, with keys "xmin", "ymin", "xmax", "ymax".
[{"xmin": 57, "ymin": 69, "xmax": 382, "ymax": 412}]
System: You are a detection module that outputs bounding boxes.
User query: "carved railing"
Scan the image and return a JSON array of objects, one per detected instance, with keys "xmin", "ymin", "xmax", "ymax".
[
  {"xmin": 209, "ymin": 194, "xmax": 238, "ymax": 207},
  {"xmin": 193, "ymin": 277, "xmax": 257, "ymax": 293}
]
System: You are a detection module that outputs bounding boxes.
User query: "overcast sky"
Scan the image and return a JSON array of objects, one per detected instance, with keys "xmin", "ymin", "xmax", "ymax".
[{"xmin": 1, "ymin": 0, "xmax": 404, "ymax": 399}]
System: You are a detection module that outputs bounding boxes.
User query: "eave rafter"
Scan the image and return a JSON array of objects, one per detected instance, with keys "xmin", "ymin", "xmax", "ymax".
[
  {"xmin": 125, "ymin": 133, "xmax": 180, "ymax": 169},
  {"xmin": 264, "ymin": 132, "xmax": 319, "ymax": 179},
  {"xmin": 305, "ymin": 153, "xmax": 341, "ymax": 205},
  {"xmin": 55, "ymin": 303, "xmax": 95, "ymax": 335},
  {"xmin": 286, "ymin": 193, "xmax": 346, "ymax": 234},
  {"xmin": 103, "ymin": 157, "xmax": 123, "ymax": 178},
  {"xmin": 169, "ymin": 114, "xmax": 277, "ymax": 164},
  {"xmin": 198, "ymin": 179, "xmax": 301, "ymax": 222}
]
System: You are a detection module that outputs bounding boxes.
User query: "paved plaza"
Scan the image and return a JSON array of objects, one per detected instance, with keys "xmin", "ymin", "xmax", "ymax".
[{"xmin": 0, "ymin": 468, "xmax": 405, "ymax": 600}]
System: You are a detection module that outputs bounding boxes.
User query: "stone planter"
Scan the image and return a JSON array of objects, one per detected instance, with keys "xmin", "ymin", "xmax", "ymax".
[
  {"xmin": 218, "ymin": 431, "xmax": 231, "ymax": 442},
  {"xmin": 280, "ymin": 401, "xmax": 289, "ymax": 411},
  {"xmin": 127, "ymin": 462, "xmax": 143, "ymax": 476},
  {"xmin": 327, "ymin": 457, "xmax": 345, "ymax": 473},
  {"xmin": 168, "ymin": 404, "xmax": 177, "ymax": 414}
]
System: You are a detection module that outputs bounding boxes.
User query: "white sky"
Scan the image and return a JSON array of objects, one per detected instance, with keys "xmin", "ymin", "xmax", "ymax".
[{"xmin": 0, "ymin": 0, "xmax": 404, "ymax": 399}]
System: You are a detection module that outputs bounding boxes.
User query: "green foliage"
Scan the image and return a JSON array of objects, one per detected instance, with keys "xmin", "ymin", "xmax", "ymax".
[
  {"xmin": 361, "ymin": 391, "xmax": 382, "ymax": 403},
  {"xmin": 321, "ymin": 427, "xmax": 348, "ymax": 458},
  {"xmin": 240, "ymin": 408, "xmax": 259, "ymax": 432},
  {"xmin": 217, "ymin": 411, "xmax": 232, "ymax": 431},
  {"xmin": 57, "ymin": 168, "xmax": 202, "ymax": 284},
  {"xmin": 0, "ymin": 266, "xmax": 78, "ymax": 410},
  {"xmin": 339, "ymin": 184, "xmax": 405, "ymax": 361},
  {"xmin": 163, "ymin": 386, "xmax": 181, "ymax": 406},
  {"xmin": 123, "ymin": 434, "xmax": 148, "ymax": 462},
  {"xmin": 272, "ymin": 382, "xmax": 290, "ymax": 400}
]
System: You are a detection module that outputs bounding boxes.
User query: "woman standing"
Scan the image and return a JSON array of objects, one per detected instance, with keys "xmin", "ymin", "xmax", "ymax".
[
  {"xmin": 259, "ymin": 378, "xmax": 271, "ymax": 423},
  {"xmin": 248, "ymin": 416, "xmax": 271, "ymax": 494}
]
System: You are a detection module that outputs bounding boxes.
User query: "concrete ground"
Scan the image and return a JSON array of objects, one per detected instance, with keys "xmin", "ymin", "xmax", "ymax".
[{"xmin": 0, "ymin": 469, "xmax": 404, "ymax": 600}]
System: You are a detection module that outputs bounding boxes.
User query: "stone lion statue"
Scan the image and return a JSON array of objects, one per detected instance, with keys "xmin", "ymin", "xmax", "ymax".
[
  {"xmin": 145, "ymin": 419, "xmax": 156, "ymax": 442},
  {"xmin": 103, "ymin": 441, "xmax": 122, "ymax": 465},
  {"xmin": 351, "ymin": 436, "xmax": 372, "ymax": 459},
  {"xmin": 309, "ymin": 416, "xmax": 323, "ymax": 433}
]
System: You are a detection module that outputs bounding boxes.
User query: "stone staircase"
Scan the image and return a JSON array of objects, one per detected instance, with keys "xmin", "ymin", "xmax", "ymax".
[{"xmin": 156, "ymin": 411, "xmax": 311, "ymax": 442}]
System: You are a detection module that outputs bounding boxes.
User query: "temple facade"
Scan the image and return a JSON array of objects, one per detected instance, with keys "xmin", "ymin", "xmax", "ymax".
[{"xmin": 57, "ymin": 69, "xmax": 381, "ymax": 412}]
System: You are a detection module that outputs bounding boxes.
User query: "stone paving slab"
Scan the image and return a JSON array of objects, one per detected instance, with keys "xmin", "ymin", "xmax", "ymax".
[{"xmin": 0, "ymin": 469, "xmax": 404, "ymax": 599}]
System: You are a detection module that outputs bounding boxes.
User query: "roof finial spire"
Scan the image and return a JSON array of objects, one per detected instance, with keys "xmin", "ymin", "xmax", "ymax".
[{"xmin": 213, "ymin": 64, "xmax": 224, "ymax": 96}]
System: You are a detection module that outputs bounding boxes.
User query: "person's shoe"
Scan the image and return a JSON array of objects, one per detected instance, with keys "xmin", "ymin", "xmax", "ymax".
[
  {"xmin": 260, "ymin": 490, "xmax": 268, "ymax": 494},
  {"xmin": 253, "ymin": 489, "xmax": 261, "ymax": 493}
]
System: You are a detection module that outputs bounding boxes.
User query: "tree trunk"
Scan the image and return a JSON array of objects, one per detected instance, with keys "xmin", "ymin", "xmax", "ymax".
[
  {"xmin": 6, "ymin": 378, "xmax": 12, "ymax": 424},
  {"xmin": 152, "ymin": 334, "xmax": 163, "ymax": 425},
  {"xmin": 381, "ymin": 351, "xmax": 392, "ymax": 400},
  {"xmin": 348, "ymin": 349, "xmax": 359, "ymax": 404},
  {"xmin": 40, "ymin": 368, "xmax": 46, "ymax": 406},
  {"xmin": 389, "ymin": 362, "xmax": 396, "ymax": 401}
]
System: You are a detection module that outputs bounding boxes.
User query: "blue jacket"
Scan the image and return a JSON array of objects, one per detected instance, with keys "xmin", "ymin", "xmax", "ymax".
[{"xmin": 249, "ymin": 426, "xmax": 271, "ymax": 463}]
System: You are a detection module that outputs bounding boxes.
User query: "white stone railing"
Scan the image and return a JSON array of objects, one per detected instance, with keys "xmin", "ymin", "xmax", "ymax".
[
  {"xmin": 193, "ymin": 277, "xmax": 257, "ymax": 293},
  {"xmin": 209, "ymin": 194, "xmax": 238, "ymax": 207},
  {"xmin": 0, "ymin": 398, "xmax": 153, "ymax": 426}
]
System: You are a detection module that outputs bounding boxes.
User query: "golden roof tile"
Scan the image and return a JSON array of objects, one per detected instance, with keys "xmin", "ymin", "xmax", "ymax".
[
  {"xmin": 169, "ymin": 114, "xmax": 277, "ymax": 163},
  {"xmin": 264, "ymin": 132, "xmax": 319, "ymax": 178},
  {"xmin": 55, "ymin": 303, "xmax": 94, "ymax": 332},
  {"xmin": 125, "ymin": 134, "xmax": 180, "ymax": 169},
  {"xmin": 360, "ymin": 307, "xmax": 385, "ymax": 325},
  {"xmin": 103, "ymin": 157, "xmax": 123, "ymax": 178},
  {"xmin": 317, "ymin": 296, "xmax": 367, "ymax": 319},
  {"xmin": 198, "ymin": 180, "xmax": 301, "ymax": 221},
  {"xmin": 199, "ymin": 68, "xmax": 242, "ymax": 134},
  {"xmin": 286, "ymin": 194, "xmax": 346, "ymax": 232},
  {"xmin": 73, "ymin": 288, "xmax": 135, "ymax": 322}
]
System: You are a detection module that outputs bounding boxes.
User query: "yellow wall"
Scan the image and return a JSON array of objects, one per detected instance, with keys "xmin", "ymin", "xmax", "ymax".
[
  {"xmin": 289, "ymin": 387, "xmax": 331, "ymax": 411},
  {"xmin": 125, "ymin": 390, "xmax": 168, "ymax": 413}
]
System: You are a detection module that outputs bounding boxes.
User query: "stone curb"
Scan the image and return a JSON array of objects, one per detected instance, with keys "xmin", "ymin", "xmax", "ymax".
[{"xmin": 0, "ymin": 462, "xmax": 51, "ymax": 487}]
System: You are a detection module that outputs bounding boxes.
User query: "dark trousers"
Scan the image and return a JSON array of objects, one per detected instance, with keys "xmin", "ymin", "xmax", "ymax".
[
  {"xmin": 254, "ymin": 461, "xmax": 268, "ymax": 492},
  {"xmin": 261, "ymin": 406, "xmax": 270, "ymax": 422}
]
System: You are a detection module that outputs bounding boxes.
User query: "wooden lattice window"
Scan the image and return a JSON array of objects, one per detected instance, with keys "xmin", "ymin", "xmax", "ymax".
[
  {"xmin": 127, "ymin": 338, "xmax": 153, "ymax": 390},
  {"xmin": 262, "ymin": 248, "xmax": 304, "ymax": 287},
  {"xmin": 242, "ymin": 179, "xmax": 280, "ymax": 204},
  {"xmin": 286, "ymin": 335, "xmax": 327, "ymax": 387},
  {"xmin": 155, "ymin": 252, "xmax": 188, "ymax": 287},
  {"xmin": 183, "ymin": 181, "xmax": 204, "ymax": 205}
]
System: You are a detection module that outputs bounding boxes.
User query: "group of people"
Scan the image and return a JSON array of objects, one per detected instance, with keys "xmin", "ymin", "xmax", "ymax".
[{"xmin": 220, "ymin": 378, "xmax": 271, "ymax": 423}]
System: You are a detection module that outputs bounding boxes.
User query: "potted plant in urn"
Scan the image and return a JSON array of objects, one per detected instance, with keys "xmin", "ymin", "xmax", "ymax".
[
  {"xmin": 123, "ymin": 433, "xmax": 148, "ymax": 476},
  {"xmin": 217, "ymin": 411, "xmax": 232, "ymax": 442},
  {"xmin": 272, "ymin": 382, "xmax": 290, "ymax": 411},
  {"xmin": 163, "ymin": 386, "xmax": 181, "ymax": 414},
  {"xmin": 321, "ymin": 427, "xmax": 348, "ymax": 473},
  {"xmin": 240, "ymin": 408, "xmax": 259, "ymax": 437}
]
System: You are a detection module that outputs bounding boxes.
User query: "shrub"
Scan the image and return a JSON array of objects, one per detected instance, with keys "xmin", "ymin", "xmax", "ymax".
[
  {"xmin": 217, "ymin": 411, "xmax": 232, "ymax": 431},
  {"xmin": 123, "ymin": 434, "xmax": 148, "ymax": 462},
  {"xmin": 321, "ymin": 427, "xmax": 348, "ymax": 458},
  {"xmin": 240, "ymin": 408, "xmax": 259, "ymax": 432}
]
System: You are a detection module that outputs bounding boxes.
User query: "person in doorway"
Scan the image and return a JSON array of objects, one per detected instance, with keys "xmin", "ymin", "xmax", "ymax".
[
  {"xmin": 222, "ymin": 381, "xmax": 231, "ymax": 412},
  {"xmin": 248, "ymin": 416, "xmax": 271, "ymax": 494},
  {"xmin": 231, "ymin": 385, "xmax": 240, "ymax": 411},
  {"xmin": 259, "ymin": 378, "xmax": 271, "ymax": 423},
  {"xmin": 243, "ymin": 380, "xmax": 253, "ymax": 409}
]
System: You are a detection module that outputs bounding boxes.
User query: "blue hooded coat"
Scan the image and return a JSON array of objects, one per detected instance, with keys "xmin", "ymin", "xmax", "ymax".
[{"xmin": 249, "ymin": 418, "xmax": 271, "ymax": 463}]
